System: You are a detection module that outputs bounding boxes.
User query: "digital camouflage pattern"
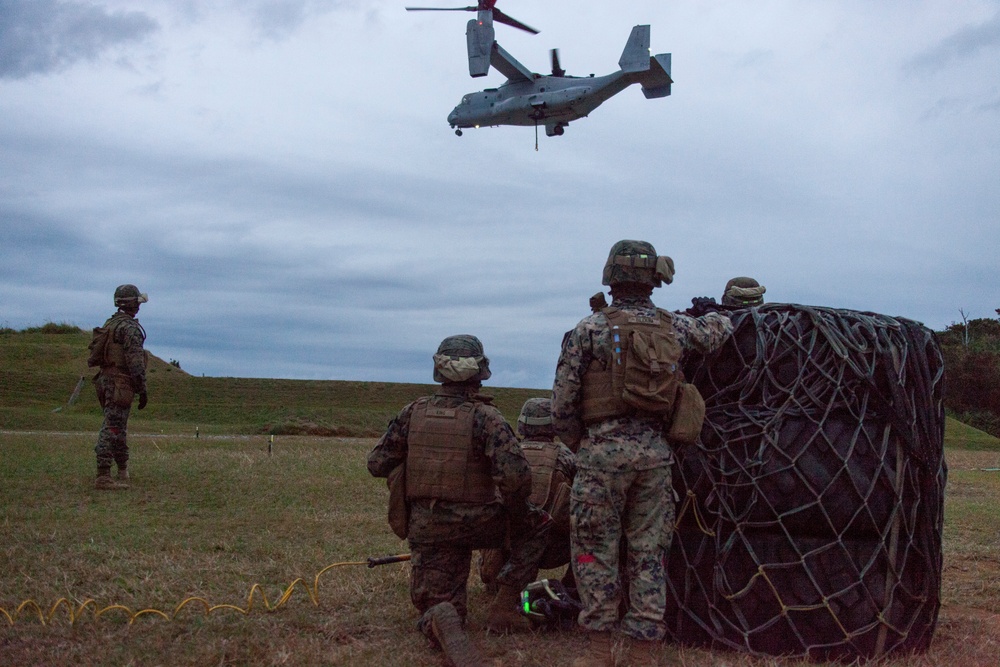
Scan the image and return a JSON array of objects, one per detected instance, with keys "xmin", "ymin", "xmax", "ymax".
[
  {"xmin": 601, "ymin": 239, "xmax": 675, "ymax": 288},
  {"xmin": 432, "ymin": 334, "xmax": 491, "ymax": 383},
  {"xmin": 552, "ymin": 291, "xmax": 732, "ymax": 641},
  {"xmin": 479, "ymin": 436, "xmax": 577, "ymax": 590},
  {"xmin": 552, "ymin": 294, "xmax": 733, "ymax": 459},
  {"xmin": 367, "ymin": 383, "xmax": 550, "ymax": 629},
  {"xmin": 93, "ymin": 310, "xmax": 147, "ymax": 472},
  {"xmin": 571, "ymin": 465, "xmax": 673, "ymax": 640}
]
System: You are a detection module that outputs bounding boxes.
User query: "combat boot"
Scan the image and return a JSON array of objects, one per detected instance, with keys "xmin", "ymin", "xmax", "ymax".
[
  {"xmin": 484, "ymin": 584, "xmax": 531, "ymax": 634},
  {"xmin": 116, "ymin": 467, "xmax": 130, "ymax": 488},
  {"xmin": 623, "ymin": 636, "xmax": 664, "ymax": 666},
  {"xmin": 572, "ymin": 630, "xmax": 614, "ymax": 667},
  {"xmin": 426, "ymin": 602, "xmax": 489, "ymax": 667},
  {"xmin": 95, "ymin": 470, "xmax": 127, "ymax": 491}
]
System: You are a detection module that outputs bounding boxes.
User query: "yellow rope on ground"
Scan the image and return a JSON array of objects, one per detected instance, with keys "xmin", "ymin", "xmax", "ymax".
[{"xmin": 1, "ymin": 558, "xmax": 406, "ymax": 627}]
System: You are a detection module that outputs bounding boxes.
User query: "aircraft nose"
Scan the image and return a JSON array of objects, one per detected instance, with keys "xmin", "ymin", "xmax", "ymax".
[{"xmin": 447, "ymin": 109, "xmax": 458, "ymax": 124}]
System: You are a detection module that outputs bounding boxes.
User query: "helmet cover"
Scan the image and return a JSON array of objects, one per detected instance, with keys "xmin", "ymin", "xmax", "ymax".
[
  {"xmin": 601, "ymin": 240, "xmax": 674, "ymax": 287},
  {"xmin": 113, "ymin": 284, "xmax": 148, "ymax": 308},
  {"xmin": 517, "ymin": 397, "xmax": 554, "ymax": 438},
  {"xmin": 433, "ymin": 334, "xmax": 492, "ymax": 383},
  {"xmin": 722, "ymin": 276, "xmax": 766, "ymax": 306}
]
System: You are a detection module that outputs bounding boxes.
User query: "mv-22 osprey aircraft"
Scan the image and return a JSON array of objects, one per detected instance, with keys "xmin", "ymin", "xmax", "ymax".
[{"xmin": 406, "ymin": 1, "xmax": 673, "ymax": 138}]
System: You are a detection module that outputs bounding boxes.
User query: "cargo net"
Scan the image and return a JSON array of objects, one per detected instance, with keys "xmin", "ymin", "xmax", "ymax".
[{"xmin": 666, "ymin": 304, "xmax": 946, "ymax": 662}]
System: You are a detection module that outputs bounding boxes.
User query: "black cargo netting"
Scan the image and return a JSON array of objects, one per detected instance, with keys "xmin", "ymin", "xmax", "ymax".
[{"xmin": 665, "ymin": 304, "xmax": 946, "ymax": 662}]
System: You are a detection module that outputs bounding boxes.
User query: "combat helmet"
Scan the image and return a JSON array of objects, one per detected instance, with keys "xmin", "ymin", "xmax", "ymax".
[
  {"xmin": 722, "ymin": 276, "xmax": 766, "ymax": 307},
  {"xmin": 433, "ymin": 334, "xmax": 492, "ymax": 384},
  {"xmin": 601, "ymin": 239, "xmax": 675, "ymax": 287},
  {"xmin": 517, "ymin": 397, "xmax": 554, "ymax": 439},
  {"xmin": 114, "ymin": 284, "xmax": 148, "ymax": 308}
]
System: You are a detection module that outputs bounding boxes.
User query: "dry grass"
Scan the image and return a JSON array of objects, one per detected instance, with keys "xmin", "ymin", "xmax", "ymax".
[{"xmin": 1, "ymin": 429, "xmax": 999, "ymax": 666}]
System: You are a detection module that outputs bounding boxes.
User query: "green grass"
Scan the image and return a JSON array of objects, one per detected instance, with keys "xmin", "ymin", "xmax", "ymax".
[
  {"xmin": 1, "ymin": 330, "xmax": 547, "ymax": 435},
  {"xmin": 2, "ymin": 428, "xmax": 1000, "ymax": 666},
  {"xmin": 4, "ymin": 329, "xmax": 1000, "ymax": 665}
]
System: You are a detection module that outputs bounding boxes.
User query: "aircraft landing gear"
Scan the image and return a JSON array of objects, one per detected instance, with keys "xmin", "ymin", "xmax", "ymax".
[{"xmin": 455, "ymin": 129, "xmax": 463, "ymax": 137}]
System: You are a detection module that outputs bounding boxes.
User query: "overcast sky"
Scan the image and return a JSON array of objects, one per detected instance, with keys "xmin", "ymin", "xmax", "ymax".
[{"xmin": 1, "ymin": 0, "xmax": 997, "ymax": 389}]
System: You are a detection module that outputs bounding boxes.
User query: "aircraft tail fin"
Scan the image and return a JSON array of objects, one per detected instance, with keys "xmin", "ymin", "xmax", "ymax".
[
  {"xmin": 640, "ymin": 53, "xmax": 672, "ymax": 98},
  {"xmin": 618, "ymin": 25, "xmax": 651, "ymax": 73},
  {"xmin": 619, "ymin": 25, "xmax": 673, "ymax": 98}
]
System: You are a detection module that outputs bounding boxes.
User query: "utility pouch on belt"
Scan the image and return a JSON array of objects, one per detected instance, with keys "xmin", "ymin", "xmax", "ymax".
[
  {"xmin": 110, "ymin": 372, "xmax": 135, "ymax": 408},
  {"xmin": 387, "ymin": 463, "xmax": 409, "ymax": 539},
  {"xmin": 666, "ymin": 382, "xmax": 706, "ymax": 445}
]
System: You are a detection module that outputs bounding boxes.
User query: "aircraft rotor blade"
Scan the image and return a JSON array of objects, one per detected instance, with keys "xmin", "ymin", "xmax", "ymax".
[
  {"xmin": 405, "ymin": 6, "xmax": 479, "ymax": 12},
  {"xmin": 492, "ymin": 8, "xmax": 539, "ymax": 34},
  {"xmin": 551, "ymin": 48, "xmax": 565, "ymax": 76}
]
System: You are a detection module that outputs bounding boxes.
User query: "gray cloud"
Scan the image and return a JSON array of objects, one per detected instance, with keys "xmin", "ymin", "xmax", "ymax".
[
  {"xmin": 904, "ymin": 11, "xmax": 1000, "ymax": 72},
  {"xmin": 0, "ymin": 0, "xmax": 158, "ymax": 79},
  {"xmin": 1, "ymin": 1, "xmax": 997, "ymax": 388},
  {"xmin": 243, "ymin": 0, "xmax": 356, "ymax": 41}
]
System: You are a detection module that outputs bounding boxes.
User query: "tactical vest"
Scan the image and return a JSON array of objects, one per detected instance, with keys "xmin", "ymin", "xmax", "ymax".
[
  {"xmin": 88, "ymin": 313, "xmax": 146, "ymax": 373},
  {"xmin": 580, "ymin": 306, "xmax": 684, "ymax": 423},
  {"xmin": 405, "ymin": 397, "xmax": 498, "ymax": 503},
  {"xmin": 520, "ymin": 439, "xmax": 572, "ymax": 531},
  {"xmin": 519, "ymin": 440, "xmax": 561, "ymax": 508}
]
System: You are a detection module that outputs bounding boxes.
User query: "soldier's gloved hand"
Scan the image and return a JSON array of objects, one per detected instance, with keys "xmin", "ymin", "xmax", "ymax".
[
  {"xmin": 689, "ymin": 296, "xmax": 718, "ymax": 317},
  {"xmin": 137, "ymin": 391, "xmax": 148, "ymax": 410}
]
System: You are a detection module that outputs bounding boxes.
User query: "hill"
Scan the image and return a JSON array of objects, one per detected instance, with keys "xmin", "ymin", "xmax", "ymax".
[{"xmin": 0, "ymin": 326, "xmax": 547, "ymax": 435}]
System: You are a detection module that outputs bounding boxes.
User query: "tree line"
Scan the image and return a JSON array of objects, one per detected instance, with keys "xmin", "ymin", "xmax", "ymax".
[{"xmin": 937, "ymin": 309, "xmax": 1000, "ymax": 437}]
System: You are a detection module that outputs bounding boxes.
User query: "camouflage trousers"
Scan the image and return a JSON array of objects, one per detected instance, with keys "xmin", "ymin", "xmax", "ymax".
[
  {"xmin": 94, "ymin": 375, "xmax": 131, "ymax": 471},
  {"xmin": 570, "ymin": 465, "xmax": 673, "ymax": 641},
  {"xmin": 409, "ymin": 501, "xmax": 550, "ymax": 637},
  {"xmin": 478, "ymin": 525, "xmax": 571, "ymax": 592}
]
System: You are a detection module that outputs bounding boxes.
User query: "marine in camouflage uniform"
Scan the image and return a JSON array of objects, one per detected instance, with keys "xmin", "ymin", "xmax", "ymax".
[
  {"xmin": 552, "ymin": 241, "xmax": 733, "ymax": 666},
  {"xmin": 478, "ymin": 397, "xmax": 577, "ymax": 593},
  {"xmin": 91, "ymin": 284, "xmax": 149, "ymax": 491},
  {"xmin": 367, "ymin": 335, "xmax": 550, "ymax": 664}
]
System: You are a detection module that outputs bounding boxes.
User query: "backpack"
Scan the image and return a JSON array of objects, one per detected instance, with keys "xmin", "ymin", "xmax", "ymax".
[
  {"xmin": 87, "ymin": 323, "xmax": 114, "ymax": 368},
  {"xmin": 606, "ymin": 307, "xmax": 684, "ymax": 415},
  {"xmin": 601, "ymin": 307, "xmax": 706, "ymax": 445}
]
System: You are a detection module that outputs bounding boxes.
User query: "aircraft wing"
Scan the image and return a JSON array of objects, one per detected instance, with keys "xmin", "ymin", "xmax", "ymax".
[{"xmin": 490, "ymin": 42, "xmax": 534, "ymax": 82}]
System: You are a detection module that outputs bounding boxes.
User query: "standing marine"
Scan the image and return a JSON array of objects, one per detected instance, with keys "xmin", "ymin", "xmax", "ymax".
[
  {"xmin": 552, "ymin": 240, "xmax": 733, "ymax": 667},
  {"xmin": 367, "ymin": 334, "xmax": 551, "ymax": 667},
  {"xmin": 88, "ymin": 284, "xmax": 149, "ymax": 490}
]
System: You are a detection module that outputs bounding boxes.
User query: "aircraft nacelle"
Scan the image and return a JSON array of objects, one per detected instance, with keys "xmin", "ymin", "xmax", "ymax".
[{"xmin": 466, "ymin": 14, "xmax": 495, "ymax": 77}]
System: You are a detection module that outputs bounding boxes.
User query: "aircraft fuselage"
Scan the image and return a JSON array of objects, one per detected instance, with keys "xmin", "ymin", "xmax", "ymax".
[{"xmin": 448, "ymin": 71, "xmax": 630, "ymax": 129}]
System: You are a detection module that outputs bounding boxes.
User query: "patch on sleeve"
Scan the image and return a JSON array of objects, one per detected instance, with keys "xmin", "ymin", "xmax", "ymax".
[{"xmin": 576, "ymin": 553, "xmax": 596, "ymax": 564}]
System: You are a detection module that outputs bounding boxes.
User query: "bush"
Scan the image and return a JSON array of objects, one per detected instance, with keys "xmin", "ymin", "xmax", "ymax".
[{"xmin": 21, "ymin": 322, "xmax": 84, "ymax": 334}]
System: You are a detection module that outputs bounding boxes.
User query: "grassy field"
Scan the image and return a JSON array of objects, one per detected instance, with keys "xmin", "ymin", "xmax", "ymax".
[
  {"xmin": 0, "ymin": 329, "xmax": 547, "ymax": 435},
  {"xmin": 3, "ymin": 329, "xmax": 1000, "ymax": 665},
  {"xmin": 1, "ymin": 423, "xmax": 999, "ymax": 666}
]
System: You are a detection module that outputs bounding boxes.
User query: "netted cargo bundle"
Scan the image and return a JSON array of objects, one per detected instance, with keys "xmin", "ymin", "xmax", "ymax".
[{"xmin": 665, "ymin": 304, "xmax": 946, "ymax": 661}]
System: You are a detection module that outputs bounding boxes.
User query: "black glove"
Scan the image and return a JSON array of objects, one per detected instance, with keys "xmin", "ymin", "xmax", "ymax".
[
  {"xmin": 137, "ymin": 391, "xmax": 148, "ymax": 410},
  {"xmin": 688, "ymin": 296, "xmax": 718, "ymax": 317}
]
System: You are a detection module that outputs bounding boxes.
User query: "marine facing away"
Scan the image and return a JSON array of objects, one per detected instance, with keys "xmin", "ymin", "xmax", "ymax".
[
  {"xmin": 552, "ymin": 240, "xmax": 733, "ymax": 666},
  {"xmin": 367, "ymin": 334, "xmax": 551, "ymax": 666},
  {"xmin": 87, "ymin": 284, "xmax": 149, "ymax": 491}
]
